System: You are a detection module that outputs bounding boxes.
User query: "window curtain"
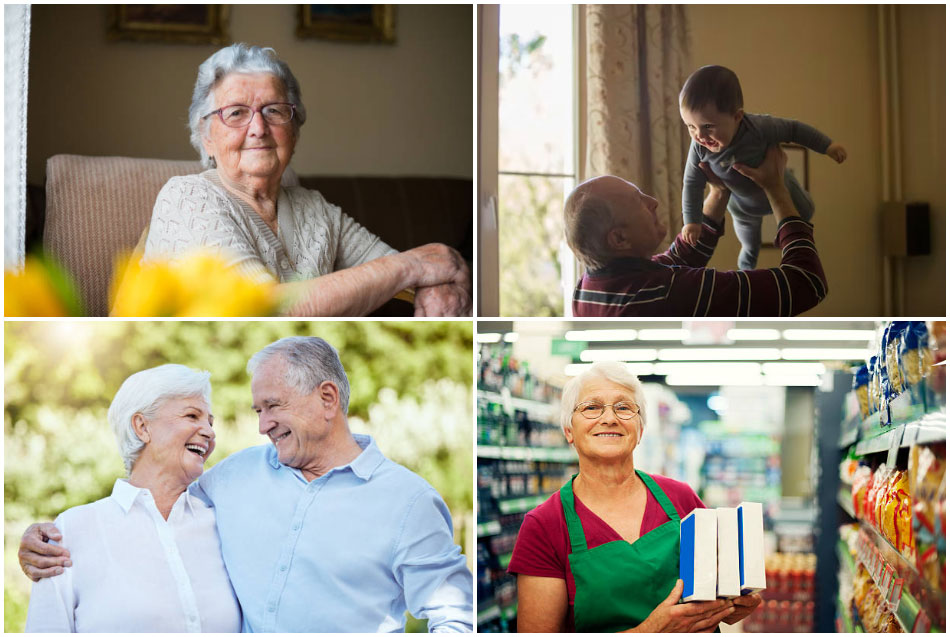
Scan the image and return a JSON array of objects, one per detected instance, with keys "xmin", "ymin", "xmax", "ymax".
[
  {"xmin": 582, "ymin": 5, "xmax": 691, "ymax": 249},
  {"xmin": 4, "ymin": 4, "xmax": 30, "ymax": 269}
]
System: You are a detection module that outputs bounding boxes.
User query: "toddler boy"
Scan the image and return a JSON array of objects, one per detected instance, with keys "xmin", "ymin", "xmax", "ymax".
[{"xmin": 679, "ymin": 65, "xmax": 846, "ymax": 269}]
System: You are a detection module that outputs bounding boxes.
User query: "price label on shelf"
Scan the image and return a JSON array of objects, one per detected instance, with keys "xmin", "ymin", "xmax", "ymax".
[
  {"xmin": 886, "ymin": 425, "xmax": 904, "ymax": 468},
  {"xmin": 881, "ymin": 563, "xmax": 894, "ymax": 597},
  {"xmin": 912, "ymin": 609, "xmax": 932, "ymax": 632},
  {"xmin": 888, "ymin": 577, "xmax": 903, "ymax": 608}
]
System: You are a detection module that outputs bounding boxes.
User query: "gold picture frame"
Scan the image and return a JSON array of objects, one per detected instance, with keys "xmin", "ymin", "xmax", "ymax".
[
  {"xmin": 296, "ymin": 5, "xmax": 395, "ymax": 44},
  {"xmin": 108, "ymin": 5, "xmax": 231, "ymax": 45}
]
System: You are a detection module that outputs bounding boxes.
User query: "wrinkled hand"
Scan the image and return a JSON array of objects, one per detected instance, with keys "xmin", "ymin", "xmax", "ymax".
[
  {"xmin": 732, "ymin": 145, "xmax": 787, "ymax": 192},
  {"xmin": 404, "ymin": 243, "xmax": 471, "ymax": 290},
  {"xmin": 698, "ymin": 161, "xmax": 727, "ymax": 192},
  {"xmin": 826, "ymin": 142, "xmax": 847, "ymax": 164},
  {"xmin": 19, "ymin": 522, "xmax": 71, "ymax": 582},
  {"xmin": 414, "ymin": 283, "xmax": 472, "ymax": 317},
  {"xmin": 680, "ymin": 223, "xmax": 702, "ymax": 247},
  {"xmin": 721, "ymin": 593, "xmax": 762, "ymax": 625},
  {"xmin": 635, "ymin": 579, "xmax": 736, "ymax": 633}
]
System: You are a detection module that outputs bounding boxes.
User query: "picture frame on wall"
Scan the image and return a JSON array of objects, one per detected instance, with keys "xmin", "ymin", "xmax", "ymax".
[
  {"xmin": 296, "ymin": 5, "xmax": 396, "ymax": 44},
  {"xmin": 108, "ymin": 5, "xmax": 231, "ymax": 45},
  {"xmin": 761, "ymin": 143, "xmax": 810, "ymax": 246}
]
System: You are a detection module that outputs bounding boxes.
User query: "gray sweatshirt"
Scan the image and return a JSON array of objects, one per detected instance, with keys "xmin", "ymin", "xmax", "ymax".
[{"xmin": 681, "ymin": 113, "xmax": 832, "ymax": 224}]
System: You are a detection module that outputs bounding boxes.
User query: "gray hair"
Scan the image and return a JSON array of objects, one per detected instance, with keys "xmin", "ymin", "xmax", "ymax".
[
  {"xmin": 247, "ymin": 337, "xmax": 351, "ymax": 414},
  {"xmin": 564, "ymin": 182, "xmax": 618, "ymax": 271},
  {"xmin": 188, "ymin": 43, "xmax": 308, "ymax": 168},
  {"xmin": 107, "ymin": 364, "xmax": 212, "ymax": 475},
  {"xmin": 560, "ymin": 361, "xmax": 647, "ymax": 433}
]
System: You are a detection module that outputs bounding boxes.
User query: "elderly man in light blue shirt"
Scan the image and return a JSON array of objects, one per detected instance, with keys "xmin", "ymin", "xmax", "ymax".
[{"xmin": 19, "ymin": 336, "xmax": 473, "ymax": 632}]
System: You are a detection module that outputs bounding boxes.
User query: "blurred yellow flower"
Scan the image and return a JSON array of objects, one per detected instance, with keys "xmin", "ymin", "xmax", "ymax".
[
  {"xmin": 110, "ymin": 252, "xmax": 278, "ymax": 317},
  {"xmin": 4, "ymin": 255, "xmax": 83, "ymax": 317}
]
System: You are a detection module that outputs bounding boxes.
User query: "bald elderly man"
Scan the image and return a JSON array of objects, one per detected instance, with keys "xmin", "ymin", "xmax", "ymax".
[{"xmin": 564, "ymin": 145, "xmax": 827, "ymax": 316}]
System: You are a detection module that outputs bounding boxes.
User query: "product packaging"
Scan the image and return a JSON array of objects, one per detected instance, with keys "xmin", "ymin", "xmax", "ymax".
[
  {"xmin": 738, "ymin": 501, "xmax": 767, "ymax": 594},
  {"xmin": 716, "ymin": 507, "xmax": 741, "ymax": 598},
  {"xmin": 680, "ymin": 508, "xmax": 718, "ymax": 602}
]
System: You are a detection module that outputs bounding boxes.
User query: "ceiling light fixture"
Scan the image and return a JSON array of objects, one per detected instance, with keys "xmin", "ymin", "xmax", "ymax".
[{"xmin": 564, "ymin": 329, "xmax": 637, "ymax": 342}]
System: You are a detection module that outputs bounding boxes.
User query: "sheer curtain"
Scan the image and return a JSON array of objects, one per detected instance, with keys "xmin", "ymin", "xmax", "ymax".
[
  {"xmin": 581, "ymin": 5, "xmax": 691, "ymax": 249},
  {"xmin": 4, "ymin": 4, "xmax": 31, "ymax": 269}
]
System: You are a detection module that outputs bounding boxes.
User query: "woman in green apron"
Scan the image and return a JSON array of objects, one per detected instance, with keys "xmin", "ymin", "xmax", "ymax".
[{"xmin": 509, "ymin": 362, "xmax": 762, "ymax": 632}]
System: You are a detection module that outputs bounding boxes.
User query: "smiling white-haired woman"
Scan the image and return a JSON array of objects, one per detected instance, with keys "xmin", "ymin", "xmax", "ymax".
[
  {"xmin": 24, "ymin": 364, "xmax": 241, "ymax": 632},
  {"xmin": 507, "ymin": 361, "xmax": 761, "ymax": 632},
  {"xmin": 143, "ymin": 43, "xmax": 470, "ymax": 317}
]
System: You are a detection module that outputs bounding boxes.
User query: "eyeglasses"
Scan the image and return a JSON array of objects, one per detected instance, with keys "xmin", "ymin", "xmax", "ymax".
[
  {"xmin": 573, "ymin": 401, "xmax": 640, "ymax": 420},
  {"xmin": 202, "ymin": 103, "xmax": 296, "ymax": 128}
]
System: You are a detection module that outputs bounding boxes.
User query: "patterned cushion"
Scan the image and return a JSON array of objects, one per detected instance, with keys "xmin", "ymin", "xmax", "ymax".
[{"xmin": 42, "ymin": 155, "xmax": 298, "ymax": 316}]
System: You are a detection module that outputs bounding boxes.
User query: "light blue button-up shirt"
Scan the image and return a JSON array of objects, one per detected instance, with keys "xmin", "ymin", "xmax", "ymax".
[{"xmin": 193, "ymin": 434, "xmax": 472, "ymax": 632}]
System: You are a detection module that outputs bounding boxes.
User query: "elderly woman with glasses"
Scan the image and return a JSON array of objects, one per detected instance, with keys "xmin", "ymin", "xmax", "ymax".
[
  {"xmin": 24, "ymin": 365, "xmax": 241, "ymax": 632},
  {"xmin": 507, "ymin": 361, "xmax": 761, "ymax": 633},
  {"xmin": 143, "ymin": 43, "xmax": 470, "ymax": 316}
]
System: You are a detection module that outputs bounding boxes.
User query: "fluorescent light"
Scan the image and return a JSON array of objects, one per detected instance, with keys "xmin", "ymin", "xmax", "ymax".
[
  {"xmin": 580, "ymin": 348, "xmax": 657, "ymax": 362},
  {"xmin": 565, "ymin": 329, "xmax": 637, "ymax": 342},
  {"xmin": 657, "ymin": 348, "xmax": 781, "ymax": 361},
  {"xmin": 636, "ymin": 329, "xmax": 689, "ymax": 341},
  {"xmin": 764, "ymin": 375, "xmax": 821, "ymax": 387},
  {"xmin": 653, "ymin": 362, "xmax": 762, "ymax": 376},
  {"xmin": 782, "ymin": 329, "xmax": 878, "ymax": 341},
  {"xmin": 665, "ymin": 374, "xmax": 764, "ymax": 386},
  {"xmin": 476, "ymin": 333, "xmax": 502, "ymax": 343},
  {"xmin": 565, "ymin": 363, "xmax": 654, "ymax": 376},
  {"xmin": 762, "ymin": 362, "xmax": 827, "ymax": 375},
  {"xmin": 707, "ymin": 395, "xmax": 728, "ymax": 412},
  {"xmin": 503, "ymin": 332, "xmax": 519, "ymax": 343},
  {"xmin": 781, "ymin": 348, "xmax": 870, "ymax": 361},
  {"xmin": 726, "ymin": 328, "xmax": 781, "ymax": 341}
]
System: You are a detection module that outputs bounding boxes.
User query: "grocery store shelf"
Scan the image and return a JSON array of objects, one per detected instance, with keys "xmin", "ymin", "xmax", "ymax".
[
  {"xmin": 854, "ymin": 424, "xmax": 903, "ymax": 456},
  {"xmin": 476, "ymin": 603, "xmax": 500, "ymax": 624},
  {"xmin": 852, "ymin": 414, "xmax": 946, "ymax": 457},
  {"xmin": 839, "ymin": 425, "xmax": 859, "ymax": 449},
  {"xmin": 856, "ymin": 522, "xmax": 944, "ymax": 633},
  {"xmin": 478, "ymin": 389, "xmax": 557, "ymax": 420},
  {"xmin": 478, "ymin": 444, "xmax": 577, "ymax": 463},
  {"xmin": 902, "ymin": 414, "xmax": 946, "ymax": 446},
  {"xmin": 837, "ymin": 539, "xmax": 856, "ymax": 576},
  {"xmin": 837, "ymin": 486, "xmax": 856, "ymax": 518},
  {"xmin": 477, "ymin": 520, "xmax": 501, "ymax": 538},
  {"xmin": 498, "ymin": 494, "xmax": 548, "ymax": 515}
]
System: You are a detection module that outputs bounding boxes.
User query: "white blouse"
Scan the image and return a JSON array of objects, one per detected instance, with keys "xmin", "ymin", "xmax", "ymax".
[{"xmin": 25, "ymin": 479, "xmax": 241, "ymax": 633}]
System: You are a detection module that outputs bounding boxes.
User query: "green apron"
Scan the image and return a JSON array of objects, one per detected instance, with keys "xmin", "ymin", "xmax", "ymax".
[{"xmin": 560, "ymin": 470, "xmax": 681, "ymax": 633}]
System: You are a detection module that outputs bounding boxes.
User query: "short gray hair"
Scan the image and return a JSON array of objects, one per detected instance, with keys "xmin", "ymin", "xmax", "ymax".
[
  {"xmin": 188, "ymin": 43, "xmax": 307, "ymax": 168},
  {"xmin": 564, "ymin": 183, "xmax": 617, "ymax": 271},
  {"xmin": 560, "ymin": 361, "xmax": 646, "ymax": 432},
  {"xmin": 107, "ymin": 364, "xmax": 212, "ymax": 475},
  {"xmin": 247, "ymin": 337, "xmax": 351, "ymax": 414}
]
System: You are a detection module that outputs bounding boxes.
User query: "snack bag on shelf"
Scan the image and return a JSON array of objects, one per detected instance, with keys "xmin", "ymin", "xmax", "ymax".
[
  {"xmin": 869, "ymin": 355, "xmax": 882, "ymax": 418},
  {"xmin": 885, "ymin": 321, "xmax": 907, "ymax": 398},
  {"xmin": 853, "ymin": 364, "xmax": 871, "ymax": 420},
  {"xmin": 910, "ymin": 443, "xmax": 947, "ymax": 592},
  {"xmin": 891, "ymin": 471, "xmax": 916, "ymax": 563},
  {"xmin": 852, "ymin": 465, "xmax": 873, "ymax": 521},
  {"xmin": 868, "ymin": 464, "xmax": 891, "ymax": 529}
]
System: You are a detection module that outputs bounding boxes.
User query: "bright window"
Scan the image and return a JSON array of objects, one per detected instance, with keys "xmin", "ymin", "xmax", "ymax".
[{"xmin": 497, "ymin": 5, "xmax": 576, "ymax": 317}]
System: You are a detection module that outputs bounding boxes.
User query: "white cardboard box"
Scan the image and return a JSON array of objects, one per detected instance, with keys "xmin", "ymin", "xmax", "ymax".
[
  {"xmin": 716, "ymin": 507, "xmax": 741, "ymax": 598},
  {"xmin": 680, "ymin": 508, "xmax": 717, "ymax": 601},
  {"xmin": 737, "ymin": 501, "xmax": 767, "ymax": 594}
]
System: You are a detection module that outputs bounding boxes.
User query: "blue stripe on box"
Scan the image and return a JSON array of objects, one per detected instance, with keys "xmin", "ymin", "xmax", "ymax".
[
  {"xmin": 680, "ymin": 513, "xmax": 695, "ymax": 599},
  {"xmin": 737, "ymin": 506, "xmax": 745, "ymax": 587}
]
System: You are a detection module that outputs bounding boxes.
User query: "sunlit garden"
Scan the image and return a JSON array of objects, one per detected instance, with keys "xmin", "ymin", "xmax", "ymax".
[{"xmin": 4, "ymin": 320, "xmax": 473, "ymax": 632}]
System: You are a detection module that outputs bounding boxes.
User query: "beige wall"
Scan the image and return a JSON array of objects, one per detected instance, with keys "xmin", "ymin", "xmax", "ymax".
[
  {"xmin": 27, "ymin": 4, "xmax": 472, "ymax": 184},
  {"xmin": 897, "ymin": 5, "xmax": 946, "ymax": 316},
  {"xmin": 687, "ymin": 4, "xmax": 944, "ymax": 316}
]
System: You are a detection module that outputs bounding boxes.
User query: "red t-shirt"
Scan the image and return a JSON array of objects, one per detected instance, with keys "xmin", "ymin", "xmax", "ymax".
[{"xmin": 507, "ymin": 473, "xmax": 705, "ymax": 631}]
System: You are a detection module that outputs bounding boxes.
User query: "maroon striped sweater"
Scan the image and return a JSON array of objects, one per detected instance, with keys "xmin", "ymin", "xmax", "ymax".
[{"xmin": 572, "ymin": 216, "xmax": 827, "ymax": 316}]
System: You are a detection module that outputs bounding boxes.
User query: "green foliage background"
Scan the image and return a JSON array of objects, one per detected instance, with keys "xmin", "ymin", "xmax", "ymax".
[{"xmin": 4, "ymin": 321, "xmax": 473, "ymax": 632}]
